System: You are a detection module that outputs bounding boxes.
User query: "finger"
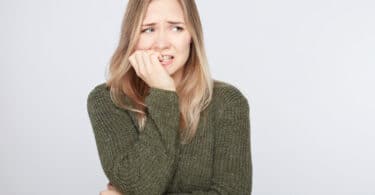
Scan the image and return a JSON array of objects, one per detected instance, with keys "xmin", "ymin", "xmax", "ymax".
[
  {"xmin": 142, "ymin": 51, "xmax": 153, "ymax": 75},
  {"xmin": 128, "ymin": 53, "xmax": 139, "ymax": 75},
  {"xmin": 135, "ymin": 51, "xmax": 145, "ymax": 77},
  {"xmin": 150, "ymin": 52, "xmax": 162, "ymax": 69},
  {"xmin": 108, "ymin": 184, "xmax": 116, "ymax": 191},
  {"xmin": 100, "ymin": 190, "xmax": 120, "ymax": 195},
  {"xmin": 100, "ymin": 190, "xmax": 109, "ymax": 195},
  {"xmin": 107, "ymin": 182, "xmax": 112, "ymax": 190}
]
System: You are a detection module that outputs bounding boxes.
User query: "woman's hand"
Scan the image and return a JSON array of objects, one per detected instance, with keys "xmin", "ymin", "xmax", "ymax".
[
  {"xmin": 99, "ymin": 190, "xmax": 122, "ymax": 195},
  {"xmin": 129, "ymin": 50, "xmax": 176, "ymax": 91},
  {"xmin": 99, "ymin": 183, "xmax": 123, "ymax": 195}
]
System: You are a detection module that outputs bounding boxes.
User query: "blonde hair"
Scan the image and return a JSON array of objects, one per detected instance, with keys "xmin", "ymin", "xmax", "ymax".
[{"xmin": 106, "ymin": 0, "xmax": 213, "ymax": 144}]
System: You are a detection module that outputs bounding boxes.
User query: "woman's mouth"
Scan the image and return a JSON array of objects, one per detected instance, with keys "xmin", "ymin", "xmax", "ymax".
[{"xmin": 159, "ymin": 55, "xmax": 174, "ymax": 66}]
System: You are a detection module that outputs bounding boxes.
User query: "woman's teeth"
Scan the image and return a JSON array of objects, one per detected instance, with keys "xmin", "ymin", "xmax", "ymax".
[{"xmin": 160, "ymin": 55, "xmax": 174, "ymax": 61}]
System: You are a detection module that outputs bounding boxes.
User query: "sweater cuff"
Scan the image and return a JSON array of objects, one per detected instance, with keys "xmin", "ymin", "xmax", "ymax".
[{"xmin": 145, "ymin": 86, "xmax": 179, "ymax": 114}]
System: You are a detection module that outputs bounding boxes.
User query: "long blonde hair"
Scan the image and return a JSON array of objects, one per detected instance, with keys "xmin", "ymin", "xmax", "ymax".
[{"xmin": 106, "ymin": 0, "xmax": 213, "ymax": 144}]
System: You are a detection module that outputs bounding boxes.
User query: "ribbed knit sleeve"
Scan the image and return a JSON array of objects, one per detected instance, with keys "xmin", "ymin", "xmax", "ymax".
[
  {"xmin": 87, "ymin": 85, "xmax": 180, "ymax": 195},
  {"xmin": 165, "ymin": 90, "xmax": 252, "ymax": 195}
]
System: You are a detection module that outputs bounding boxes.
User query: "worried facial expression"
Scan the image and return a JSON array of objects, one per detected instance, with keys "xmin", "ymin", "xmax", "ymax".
[{"xmin": 135, "ymin": 0, "xmax": 192, "ymax": 82}]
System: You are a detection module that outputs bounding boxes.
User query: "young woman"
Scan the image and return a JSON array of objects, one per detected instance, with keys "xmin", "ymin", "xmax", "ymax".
[{"xmin": 87, "ymin": 0, "xmax": 252, "ymax": 194}]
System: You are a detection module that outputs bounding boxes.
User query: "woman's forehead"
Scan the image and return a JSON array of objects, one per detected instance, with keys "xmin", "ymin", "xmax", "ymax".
[{"xmin": 143, "ymin": 0, "xmax": 185, "ymax": 23}]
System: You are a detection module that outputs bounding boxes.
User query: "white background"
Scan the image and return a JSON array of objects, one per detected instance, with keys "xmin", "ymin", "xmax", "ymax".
[{"xmin": 1, "ymin": 0, "xmax": 374, "ymax": 194}]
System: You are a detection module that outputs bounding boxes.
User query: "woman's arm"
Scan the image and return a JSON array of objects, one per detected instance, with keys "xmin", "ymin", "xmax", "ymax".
[
  {"xmin": 165, "ymin": 94, "xmax": 252, "ymax": 195},
  {"xmin": 87, "ymin": 85, "xmax": 181, "ymax": 195}
]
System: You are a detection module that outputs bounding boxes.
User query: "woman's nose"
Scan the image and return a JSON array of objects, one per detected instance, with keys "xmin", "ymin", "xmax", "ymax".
[{"xmin": 153, "ymin": 30, "xmax": 170, "ymax": 50}]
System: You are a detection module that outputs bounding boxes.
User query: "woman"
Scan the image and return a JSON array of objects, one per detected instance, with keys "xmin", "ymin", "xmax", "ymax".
[{"xmin": 87, "ymin": 0, "xmax": 252, "ymax": 194}]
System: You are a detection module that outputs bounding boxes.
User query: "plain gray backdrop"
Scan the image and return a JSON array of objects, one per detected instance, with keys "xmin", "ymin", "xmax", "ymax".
[{"xmin": 1, "ymin": 0, "xmax": 374, "ymax": 194}]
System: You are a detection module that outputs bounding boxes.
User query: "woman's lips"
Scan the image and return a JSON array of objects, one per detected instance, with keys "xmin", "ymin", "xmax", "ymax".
[
  {"xmin": 160, "ymin": 59, "xmax": 173, "ymax": 66},
  {"xmin": 159, "ymin": 55, "xmax": 174, "ymax": 66}
]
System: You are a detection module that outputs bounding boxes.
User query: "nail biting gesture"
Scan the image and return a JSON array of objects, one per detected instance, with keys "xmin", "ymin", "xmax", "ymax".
[{"xmin": 129, "ymin": 50, "xmax": 176, "ymax": 91}]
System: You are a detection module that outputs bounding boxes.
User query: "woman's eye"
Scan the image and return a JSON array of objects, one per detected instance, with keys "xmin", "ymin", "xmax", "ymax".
[
  {"xmin": 172, "ymin": 26, "xmax": 184, "ymax": 32},
  {"xmin": 141, "ymin": 27, "xmax": 154, "ymax": 33}
]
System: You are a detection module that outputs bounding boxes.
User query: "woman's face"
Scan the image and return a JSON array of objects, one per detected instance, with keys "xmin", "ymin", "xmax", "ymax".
[{"xmin": 136, "ymin": 0, "xmax": 192, "ymax": 82}]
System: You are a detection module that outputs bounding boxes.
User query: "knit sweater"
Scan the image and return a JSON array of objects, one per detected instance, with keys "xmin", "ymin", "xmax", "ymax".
[{"xmin": 87, "ymin": 80, "xmax": 252, "ymax": 195}]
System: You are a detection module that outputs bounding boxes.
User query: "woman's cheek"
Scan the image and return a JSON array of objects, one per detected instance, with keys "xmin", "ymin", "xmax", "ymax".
[
  {"xmin": 183, "ymin": 37, "xmax": 192, "ymax": 51},
  {"xmin": 136, "ymin": 37, "xmax": 153, "ymax": 50},
  {"xmin": 174, "ymin": 36, "xmax": 191, "ymax": 51},
  {"xmin": 183, "ymin": 32, "xmax": 192, "ymax": 43}
]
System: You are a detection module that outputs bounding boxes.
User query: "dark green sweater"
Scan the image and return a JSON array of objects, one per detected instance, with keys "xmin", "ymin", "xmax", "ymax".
[{"xmin": 87, "ymin": 80, "xmax": 252, "ymax": 195}]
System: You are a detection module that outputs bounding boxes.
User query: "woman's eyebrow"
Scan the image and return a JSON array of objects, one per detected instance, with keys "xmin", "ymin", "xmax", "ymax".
[
  {"xmin": 142, "ymin": 21, "xmax": 185, "ymax": 26},
  {"xmin": 167, "ymin": 21, "xmax": 185, "ymax": 25}
]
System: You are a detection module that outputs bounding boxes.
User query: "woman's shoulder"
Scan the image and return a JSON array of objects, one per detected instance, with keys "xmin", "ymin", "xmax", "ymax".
[
  {"xmin": 213, "ymin": 79, "xmax": 248, "ymax": 103},
  {"xmin": 89, "ymin": 82, "xmax": 109, "ymax": 93},
  {"xmin": 87, "ymin": 82, "xmax": 111, "ymax": 106}
]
